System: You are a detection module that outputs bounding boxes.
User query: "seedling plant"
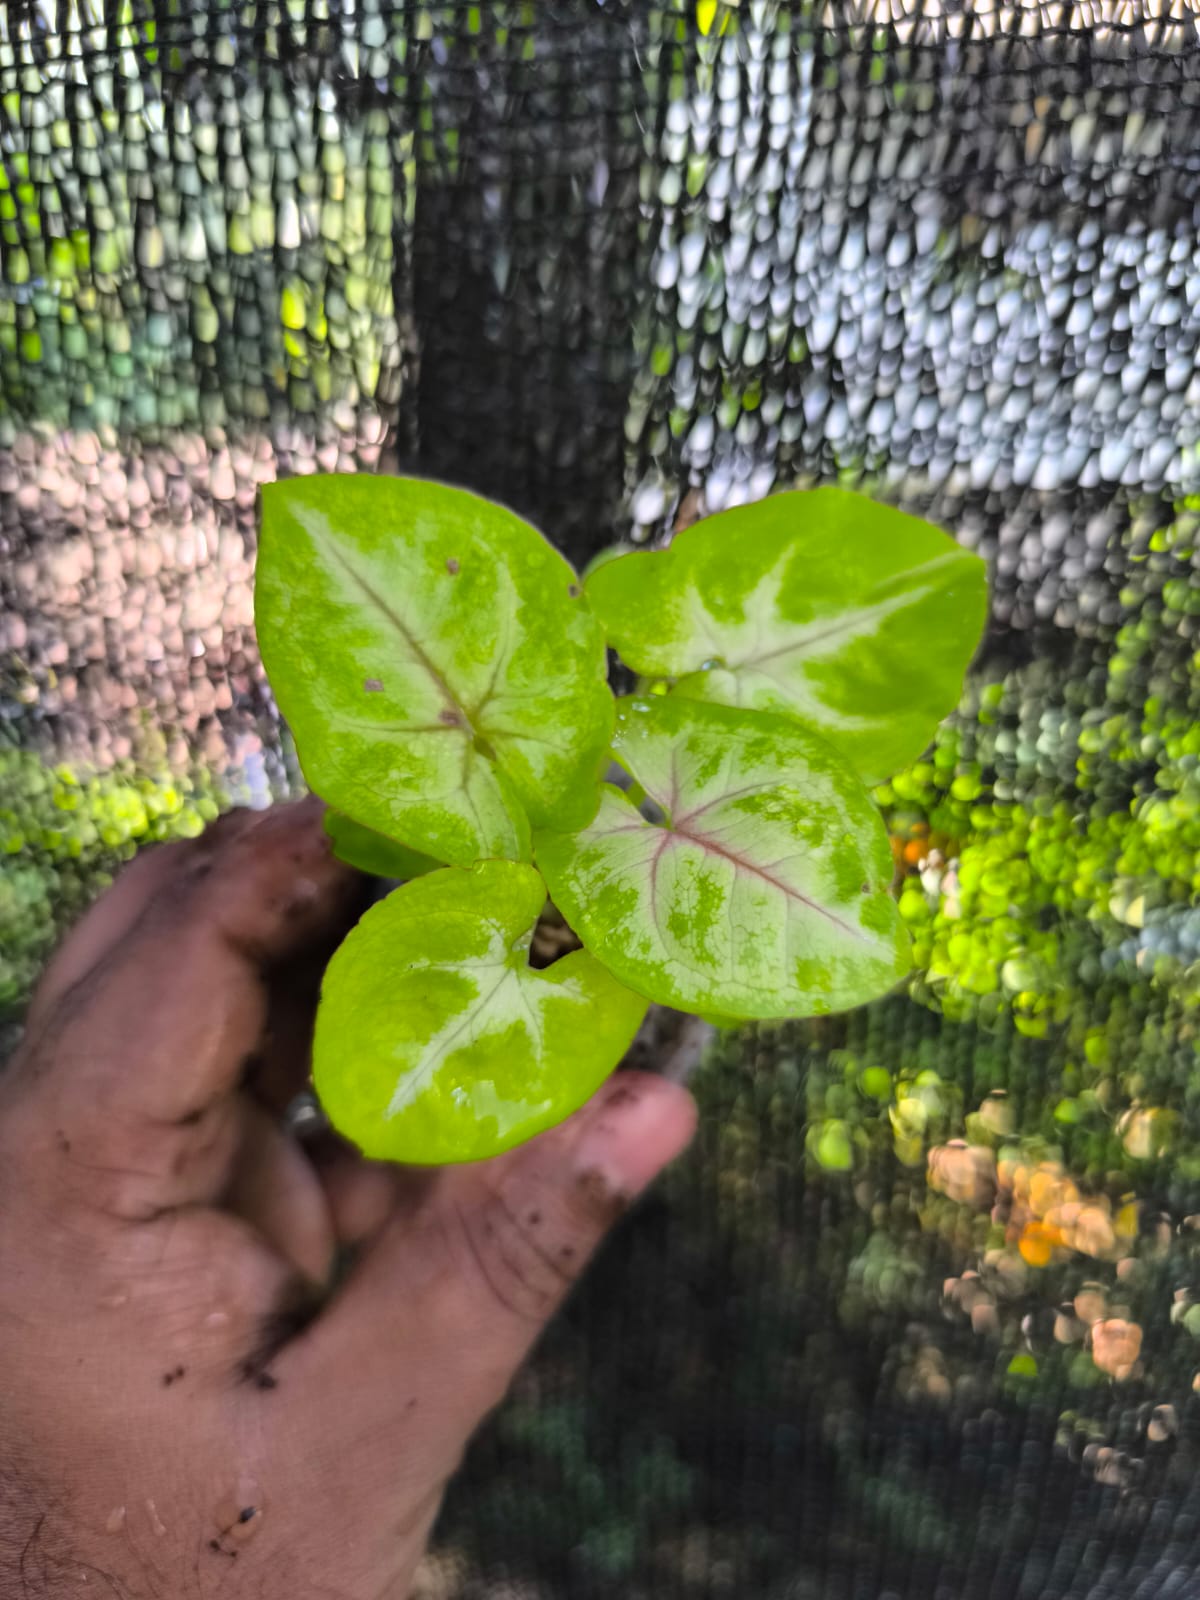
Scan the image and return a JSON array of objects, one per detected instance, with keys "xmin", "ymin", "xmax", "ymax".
[{"xmin": 255, "ymin": 477, "xmax": 986, "ymax": 1164}]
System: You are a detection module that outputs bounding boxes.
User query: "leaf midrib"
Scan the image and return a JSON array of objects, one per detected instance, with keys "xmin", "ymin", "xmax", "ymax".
[
  {"xmin": 311, "ymin": 522, "xmax": 537, "ymax": 818},
  {"xmin": 313, "ymin": 522, "xmax": 467, "ymax": 720},
  {"xmin": 712, "ymin": 549, "xmax": 967, "ymax": 675},
  {"xmin": 611, "ymin": 748, "xmax": 866, "ymax": 943},
  {"xmin": 661, "ymin": 819, "xmax": 866, "ymax": 943},
  {"xmin": 385, "ymin": 959, "xmax": 515, "ymax": 1117}
]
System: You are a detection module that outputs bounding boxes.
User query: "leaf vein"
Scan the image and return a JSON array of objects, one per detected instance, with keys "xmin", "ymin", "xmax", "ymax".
[
  {"xmin": 309, "ymin": 519, "xmax": 465, "ymax": 717},
  {"xmin": 671, "ymin": 823, "xmax": 864, "ymax": 943},
  {"xmin": 386, "ymin": 963, "xmax": 513, "ymax": 1117}
]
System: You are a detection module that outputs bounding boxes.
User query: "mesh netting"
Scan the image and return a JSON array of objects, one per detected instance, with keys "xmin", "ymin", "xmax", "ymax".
[{"xmin": 2, "ymin": 3, "xmax": 1200, "ymax": 1596}]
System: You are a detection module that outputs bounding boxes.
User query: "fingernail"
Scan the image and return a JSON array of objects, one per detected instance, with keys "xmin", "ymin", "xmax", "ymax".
[{"xmin": 572, "ymin": 1075, "xmax": 696, "ymax": 1197}]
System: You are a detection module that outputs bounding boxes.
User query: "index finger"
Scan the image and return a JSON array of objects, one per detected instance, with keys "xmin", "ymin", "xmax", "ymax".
[
  {"xmin": 22, "ymin": 807, "xmax": 260, "ymax": 1032},
  {"xmin": 3, "ymin": 799, "xmax": 362, "ymax": 1216}
]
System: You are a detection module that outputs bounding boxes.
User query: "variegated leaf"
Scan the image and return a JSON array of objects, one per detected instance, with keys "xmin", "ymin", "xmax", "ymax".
[
  {"xmin": 257, "ymin": 475, "xmax": 613, "ymax": 866},
  {"xmin": 585, "ymin": 488, "xmax": 987, "ymax": 785},
  {"xmin": 535, "ymin": 696, "xmax": 910, "ymax": 1019},
  {"xmin": 312, "ymin": 860, "xmax": 647, "ymax": 1164}
]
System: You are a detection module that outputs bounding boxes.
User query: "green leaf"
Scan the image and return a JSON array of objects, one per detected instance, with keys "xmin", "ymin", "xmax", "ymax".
[
  {"xmin": 585, "ymin": 489, "xmax": 987, "ymax": 785},
  {"xmin": 313, "ymin": 860, "xmax": 647, "ymax": 1164},
  {"xmin": 580, "ymin": 541, "xmax": 636, "ymax": 582},
  {"xmin": 535, "ymin": 696, "xmax": 910, "ymax": 1019},
  {"xmin": 257, "ymin": 475, "xmax": 614, "ymax": 866},
  {"xmin": 324, "ymin": 809, "xmax": 440, "ymax": 880}
]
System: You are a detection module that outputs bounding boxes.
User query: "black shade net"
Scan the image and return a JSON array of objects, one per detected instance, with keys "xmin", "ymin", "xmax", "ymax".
[{"xmin": 2, "ymin": 3, "xmax": 1200, "ymax": 1596}]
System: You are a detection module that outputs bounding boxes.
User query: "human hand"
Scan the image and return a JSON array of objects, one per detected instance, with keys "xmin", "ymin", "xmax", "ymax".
[{"xmin": 0, "ymin": 800, "xmax": 696, "ymax": 1598}]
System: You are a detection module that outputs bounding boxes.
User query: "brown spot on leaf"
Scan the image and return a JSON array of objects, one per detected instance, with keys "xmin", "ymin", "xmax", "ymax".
[
  {"xmin": 568, "ymin": 583, "xmax": 580, "ymax": 598},
  {"xmin": 446, "ymin": 557, "xmax": 459, "ymax": 575},
  {"xmin": 363, "ymin": 677, "xmax": 383, "ymax": 693}
]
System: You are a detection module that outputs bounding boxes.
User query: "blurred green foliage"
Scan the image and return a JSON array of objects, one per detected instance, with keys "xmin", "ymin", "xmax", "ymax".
[{"xmin": 0, "ymin": 745, "xmax": 225, "ymax": 1016}]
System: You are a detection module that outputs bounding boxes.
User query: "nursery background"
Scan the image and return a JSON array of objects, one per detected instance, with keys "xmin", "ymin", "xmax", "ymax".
[{"xmin": 2, "ymin": 2, "xmax": 1200, "ymax": 1595}]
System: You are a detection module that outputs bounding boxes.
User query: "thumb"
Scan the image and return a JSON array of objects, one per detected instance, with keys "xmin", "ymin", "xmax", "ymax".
[
  {"xmin": 444, "ymin": 1069, "xmax": 699, "ymax": 1333},
  {"xmin": 280, "ymin": 1072, "xmax": 696, "ymax": 1477}
]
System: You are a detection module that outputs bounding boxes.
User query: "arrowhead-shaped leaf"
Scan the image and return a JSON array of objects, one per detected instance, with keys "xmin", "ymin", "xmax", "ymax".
[
  {"xmin": 585, "ymin": 488, "xmax": 987, "ymax": 785},
  {"xmin": 312, "ymin": 859, "xmax": 648, "ymax": 1164},
  {"xmin": 535, "ymin": 696, "xmax": 910, "ymax": 1019},
  {"xmin": 257, "ymin": 475, "xmax": 614, "ymax": 866},
  {"xmin": 324, "ymin": 809, "xmax": 440, "ymax": 881}
]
